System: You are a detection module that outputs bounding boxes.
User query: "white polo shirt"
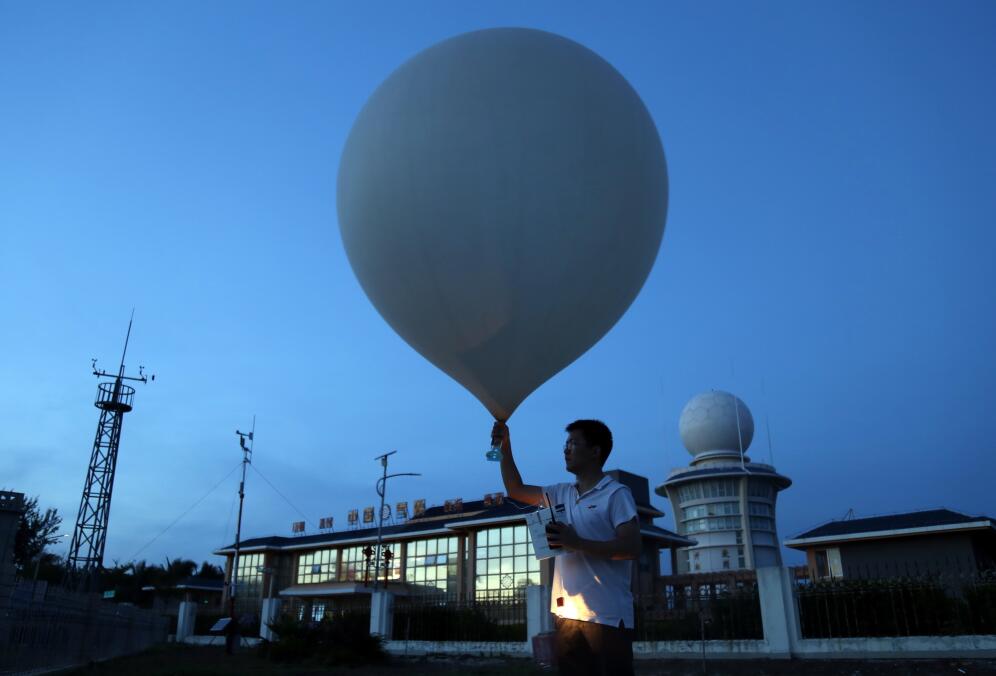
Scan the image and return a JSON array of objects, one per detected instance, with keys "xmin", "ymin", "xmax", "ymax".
[{"xmin": 542, "ymin": 475, "xmax": 638, "ymax": 628}]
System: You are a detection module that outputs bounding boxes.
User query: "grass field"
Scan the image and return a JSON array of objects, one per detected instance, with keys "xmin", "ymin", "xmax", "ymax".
[
  {"xmin": 62, "ymin": 644, "xmax": 544, "ymax": 675},
  {"xmin": 61, "ymin": 644, "xmax": 996, "ymax": 675}
]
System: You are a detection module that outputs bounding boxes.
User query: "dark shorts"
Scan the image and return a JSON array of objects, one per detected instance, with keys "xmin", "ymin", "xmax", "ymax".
[{"xmin": 555, "ymin": 616, "xmax": 634, "ymax": 676}]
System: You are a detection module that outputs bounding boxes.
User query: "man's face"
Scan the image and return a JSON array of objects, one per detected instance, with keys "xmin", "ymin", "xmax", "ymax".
[{"xmin": 564, "ymin": 430, "xmax": 600, "ymax": 474}]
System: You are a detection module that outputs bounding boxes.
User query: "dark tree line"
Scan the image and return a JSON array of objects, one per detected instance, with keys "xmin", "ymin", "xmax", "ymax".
[
  {"xmin": 9, "ymin": 493, "xmax": 63, "ymax": 579},
  {"xmin": 8, "ymin": 493, "xmax": 223, "ymax": 600},
  {"xmin": 100, "ymin": 558, "xmax": 224, "ymax": 604}
]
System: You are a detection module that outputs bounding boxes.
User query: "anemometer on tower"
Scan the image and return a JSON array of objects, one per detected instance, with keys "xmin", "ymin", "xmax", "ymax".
[{"xmin": 67, "ymin": 312, "xmax": 154, "ymax": 590}]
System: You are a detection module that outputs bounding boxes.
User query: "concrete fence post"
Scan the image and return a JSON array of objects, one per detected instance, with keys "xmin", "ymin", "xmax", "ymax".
[
  {"xmin": 176, "ymin": 601, "xmax": 197, "ymax": 642},
  {"xmin": 369, "ymin": 591, "xmax": 394, "ymax": 639},
  {"xmin": 755, "ymin": 566, "xmax": 800, "ymax": 659},
  {"xmin": 260, "ymin": 598, "xmax": 282, "ymax": 641},
  {"xmin": 526, "ymin": 585, "xmax": 553, "ymax": 654}
]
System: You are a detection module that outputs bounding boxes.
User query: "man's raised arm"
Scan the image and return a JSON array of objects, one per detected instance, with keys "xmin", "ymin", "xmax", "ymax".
[{"xmin": 493, "ymin": 422, "xmax": 544, "ymax": 505}]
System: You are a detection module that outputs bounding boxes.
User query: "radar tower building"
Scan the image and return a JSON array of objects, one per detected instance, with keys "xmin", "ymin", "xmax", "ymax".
[{"xmin": 656, "ymin": 391, "xmax": 791, "ymax": 574}]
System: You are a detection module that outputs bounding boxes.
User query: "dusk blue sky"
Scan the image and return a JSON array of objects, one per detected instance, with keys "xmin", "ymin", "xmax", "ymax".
[{"xmin": 2, "ymin": 2, "xmax": 994, "ymax": 569}]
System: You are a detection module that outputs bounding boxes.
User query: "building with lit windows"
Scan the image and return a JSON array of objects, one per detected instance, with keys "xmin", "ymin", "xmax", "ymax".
[
  {"xmin": 656, "ymin": 391, "xmax": 792, "ymax": 574},
  {"xmin": 215, "ymin": 470, "xmax": 693, "ymax": 621}
]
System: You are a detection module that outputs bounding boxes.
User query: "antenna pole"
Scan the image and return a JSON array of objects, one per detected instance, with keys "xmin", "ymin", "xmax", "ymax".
[
  {"xmin": 118, "ymin": 308, "xmax": 135, "ymax": 377},
  {"xmin": 761, "ymin": 376, "xmax": 774, "ymax": 465},
  {"xmin": 765, "ymin": 414, "xmax": 775, "ymax": 466},
  {"xmin": 230, "ymin": 417, "xmax": 255, "ymax": 626},
  {"xmin": 732, "ymin": 393, "xmax": 747, "ymax": 472}
]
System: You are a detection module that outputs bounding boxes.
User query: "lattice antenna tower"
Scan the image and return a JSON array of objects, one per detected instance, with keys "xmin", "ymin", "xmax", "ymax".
[{"xmin": 66, "ymin": 312, "xmax": 152, "ymax": 589}]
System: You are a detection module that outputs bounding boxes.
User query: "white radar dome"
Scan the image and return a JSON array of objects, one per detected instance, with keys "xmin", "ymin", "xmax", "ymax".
[{"xmin": 679, "ymin": 391, "xmax": 754, "ymax": 456}]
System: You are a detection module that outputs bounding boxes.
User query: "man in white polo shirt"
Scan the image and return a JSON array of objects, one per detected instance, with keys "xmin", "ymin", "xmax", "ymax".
[{"xmin": 494, "ymin": 419, "xmax": 640, "ymax": 675}]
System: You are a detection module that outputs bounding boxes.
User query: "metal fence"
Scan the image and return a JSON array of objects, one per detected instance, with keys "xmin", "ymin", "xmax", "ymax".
[
  {"xmin": 0, "ymin": 583, "xmax": 168, "ymax": 674},
  {"xmin": 392, "ymin": 592, "xmax": 527, "ymax": 642},
  {"xmin": 795, "ymin": 562, "xmax": 996, "ymax": 638},
  {"xmin": 633, "ymin": 584, "xmax": 764, "ymax": 642},
  {"xmin": 280, "ymin": 595, "xmax": 371, "ymax": 630}
]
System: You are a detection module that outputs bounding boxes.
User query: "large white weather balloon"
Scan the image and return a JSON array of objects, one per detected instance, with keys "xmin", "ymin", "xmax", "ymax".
[{"xmin": 337, "ymin": 28, "xmax": 668, "ymax": 423}]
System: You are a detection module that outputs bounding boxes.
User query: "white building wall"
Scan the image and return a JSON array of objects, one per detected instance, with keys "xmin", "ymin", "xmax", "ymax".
[{"xmin": 666, "ymin": 472, "xmax": 785, "ymax": 573}]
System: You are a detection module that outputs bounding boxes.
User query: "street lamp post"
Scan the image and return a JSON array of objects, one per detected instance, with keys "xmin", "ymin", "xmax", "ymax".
[{"xmin": 372, "ymin": 451, "xmax": 420, "ymax": 591}]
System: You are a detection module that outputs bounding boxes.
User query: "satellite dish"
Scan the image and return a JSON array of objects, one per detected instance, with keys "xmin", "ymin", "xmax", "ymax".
[{"xmin": 338, "ymin": 28, "xmax": 668, "ymax": 438}]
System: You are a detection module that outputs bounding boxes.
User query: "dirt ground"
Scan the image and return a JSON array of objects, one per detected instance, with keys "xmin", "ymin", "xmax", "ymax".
[
  {"xmin": 61, "ymin": 645, "xmax": 996, "ymax": 676},
  {"xmin": 636, "ymin": 658, "xmax": 996, "ymax": 675}
]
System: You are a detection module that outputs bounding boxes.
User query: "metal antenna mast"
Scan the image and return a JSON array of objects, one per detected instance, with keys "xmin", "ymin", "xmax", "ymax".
[
  {"xmin": 372, "ymin": 451, "xmax": 420, "ymax": 590},
  {"xmin": 67, "ymin": 311, "xmax": 152, "ymax": 590},
  {"xmin": 230, "ymin": 417, "xmax": 255, "ymax": 620}
]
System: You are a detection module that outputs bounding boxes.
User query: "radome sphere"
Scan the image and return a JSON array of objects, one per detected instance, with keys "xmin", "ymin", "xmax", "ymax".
[{"xmin": 679, "ymin": 391, "xmax": 754, "ymax": 456}]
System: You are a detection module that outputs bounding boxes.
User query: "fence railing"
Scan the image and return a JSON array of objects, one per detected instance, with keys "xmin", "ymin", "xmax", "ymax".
[
  {"xmin": 280, "ymin": 595, "xmax": 371, "ymax": 630},
  {"xmin": 633, "ymin": 584, "xmax": 764, "ymax": 641},
  {"xmin": 795, "ymin": 564, "xmax": 996, "ymax": 638},
  {"xmin": 392, "ymin": 592, "xmax": 527, "ymax": 642},
  {"xmin": 0, "ymin": 583, "xmax": 168, "ymax": 673}
]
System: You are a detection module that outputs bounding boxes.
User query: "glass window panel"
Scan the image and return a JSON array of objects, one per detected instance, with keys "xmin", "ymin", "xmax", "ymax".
[
  {"xmin": 514, "ymin": 544, "xmax": 527, "ymax": 557},
  {"xmin": 515, "ymin": 556, "xmax": 528, "ymax": 573},
  {"xmin": 501, "ymin": 544, "xmax": 513, "ymax": 558},
  {"xmin": 487, "ymin": 558, "xmax": 499, "ymax": 574},
  {"xmin": 501, "ymin": 527, "xmax": 513, "ymax": 543},
  {"xmin": 500, "ymin": 558, "xmax": 513, "ymax": 574},
  {"xmin": 405, "ymin": 535, "xmax": 463, "ymax": 593}
]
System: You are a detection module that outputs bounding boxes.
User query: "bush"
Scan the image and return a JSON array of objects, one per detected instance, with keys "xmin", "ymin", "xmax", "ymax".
[
  {"xmin": 963, "ymin": 575, "xmax": 996, "ymax": 634},
  {"xmin": 262, "ymin": 611, "xmax": 384, "ymax": 665},
  {"xmin": 634, "ymin": 593, "xmax": 764, "ymax": 641},
  {"xmin": 194, "ymin": 612, "xmax": 228, "ymax": 636},
  {"xmin": 393, "ymin": 603, "xmax": 525, "ymax": 642}
]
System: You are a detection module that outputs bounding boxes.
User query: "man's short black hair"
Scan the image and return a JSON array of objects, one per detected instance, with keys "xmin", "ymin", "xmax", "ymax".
[{"xmin": 565, "ymin": 419, "xmax": 613, "ymax": 466}]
